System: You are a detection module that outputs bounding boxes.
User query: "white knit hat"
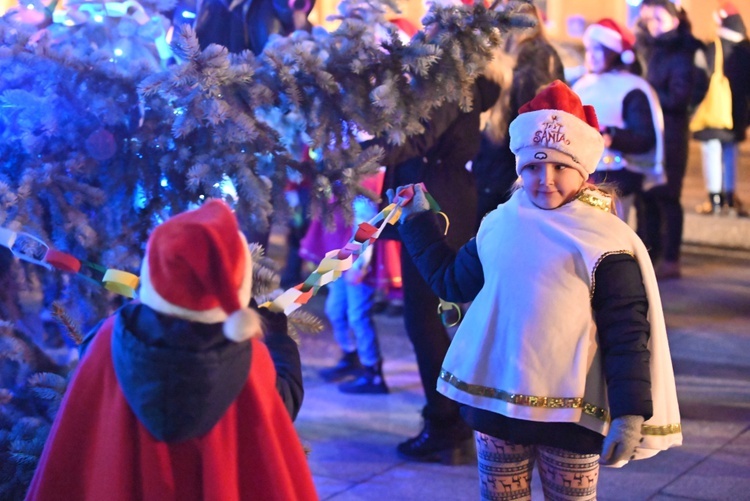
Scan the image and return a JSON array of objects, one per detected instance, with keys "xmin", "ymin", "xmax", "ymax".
[
  {"xmin": 138, "ymin": 199, "xmax": 261, "ymax": 342},
  {"xmin": 509, "ymin": 80, "xmax": 604, "ymax": 179}
]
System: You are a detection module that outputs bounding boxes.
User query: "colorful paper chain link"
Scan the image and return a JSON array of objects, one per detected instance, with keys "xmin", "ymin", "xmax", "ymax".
[
  {"xmin": 266, "ymin": 183, "xmax": 440, "ymax": 315},
  {"xmin": 0, "ymin": 184, "xmax": 437, "ymax": 309},
  {"xmin": 0, "ymin": 227, "xmax": 140, "ymax": 298}
]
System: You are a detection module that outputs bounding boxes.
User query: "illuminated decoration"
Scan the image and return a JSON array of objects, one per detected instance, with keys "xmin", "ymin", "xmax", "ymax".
[{"xmin": 50, "ymin": 0, "xmax": 172, "ymax": 64}]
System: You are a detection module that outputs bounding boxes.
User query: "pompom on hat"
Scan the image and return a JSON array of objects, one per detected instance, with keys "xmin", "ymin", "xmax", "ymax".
[
  {"xmin": 715, "ymin": 1, "xmax": 747, "ymax": 38},
  {"xmin": 138, "ymin": 199, "xmax": 261, "ymax": 342},
  {"xmin": 583, "ymin": 18, "xmax": 637, "ymax": 65},
  {"xmin": 509, "ymin": 80, "xmax": 604, "ymax": 179}
]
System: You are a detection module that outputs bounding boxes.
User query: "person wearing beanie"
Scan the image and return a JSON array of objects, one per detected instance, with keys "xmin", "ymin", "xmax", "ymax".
[
  {"xmin": 389, "ymin": 81, "xmax": 681, "ymax": 499},
  {"xmin": 26, "ymin": 200, "xmax": 318, "ymax": 501},
  {"xmin": 692, "ymin": 1, "xmax": 750, "ymax": 218},
  {"xmin": 573, "ymin": 18, "xmax": 665, "ymax": 223},
  {"xmin": 635, "ymin": 0, "xmax": 708, "ymax": 279}
]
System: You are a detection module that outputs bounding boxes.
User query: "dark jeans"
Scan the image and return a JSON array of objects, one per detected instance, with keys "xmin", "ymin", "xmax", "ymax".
[
  {"xmin": 638, "ymin": 131, "xmax": 689, "ymax": 263},
  {"xmin": 400, "ymin": 244, "xmax": 462, "ymax": 425}
]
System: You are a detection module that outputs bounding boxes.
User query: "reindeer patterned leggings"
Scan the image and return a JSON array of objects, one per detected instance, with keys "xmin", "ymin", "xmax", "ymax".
[{"xmin": 475, "ymin": 432, "xmax": 600, "ymax": 501}]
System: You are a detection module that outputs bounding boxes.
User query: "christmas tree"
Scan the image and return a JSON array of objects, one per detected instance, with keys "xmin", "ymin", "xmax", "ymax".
[{"xmin": 0, "ymin": 0, "xmax": 526, "ymax": 493}]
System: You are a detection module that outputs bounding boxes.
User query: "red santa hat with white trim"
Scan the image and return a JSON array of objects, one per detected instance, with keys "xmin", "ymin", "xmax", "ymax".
[
  {"xmin": 388, "ymin": 17, "xmax": 419, "ymax": 44},
  {"xmin": 138, "ymin": 199, "xmax": 261, "ymax": 342},
  {"xmin": 583, "ymin": 18, "xmax": 637, "ymax": 65},
  {"xmin": 509, "ymin": 80, "xmax": 604, "ymax": 179}
]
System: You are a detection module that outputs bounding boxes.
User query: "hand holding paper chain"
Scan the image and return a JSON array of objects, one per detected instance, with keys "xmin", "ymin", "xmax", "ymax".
[{"xmin": 267, "ymin": 183, "xmax": 440, "ymax": 315}]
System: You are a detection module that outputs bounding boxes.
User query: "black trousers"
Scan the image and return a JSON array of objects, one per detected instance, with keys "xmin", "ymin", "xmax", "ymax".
[
  {"xmin": 400, "ymin": 244, "xmax": 462, "ymax": 425},
  {"xmin": 638, "ymin": 127, "xmax": 689, "ymax": 263}
]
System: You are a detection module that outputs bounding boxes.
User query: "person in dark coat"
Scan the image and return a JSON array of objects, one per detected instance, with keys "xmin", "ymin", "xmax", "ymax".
[
  {"xmin": 472, "ymin": 1, "xmax": 565, "ymax": 227},
  {"xmin": 194, "ymin": 0, "xmax": 315, "ymax": 54},
  {"xmin": 635, "ymin": 0, "xmax": 708, "ymax": 280},
  {"xmin": 364, "ymin": 76, "xmax": 499, "ymax": 463},
  {"xmin": 692, "ymin": 1, "xmax": 750, "ymax": 217}
]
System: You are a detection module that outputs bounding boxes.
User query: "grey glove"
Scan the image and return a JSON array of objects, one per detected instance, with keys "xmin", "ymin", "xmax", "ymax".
[
  {"xmin": 600, "ymin": 415, "xmax": 644, "ymax": 467},
  {"xmin": 386, "ymin": 184, "xmax": 431, "ymax": 220}
]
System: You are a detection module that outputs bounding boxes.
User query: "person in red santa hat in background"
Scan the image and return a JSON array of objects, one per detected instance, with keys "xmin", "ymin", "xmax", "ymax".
[
  {"xmin": 26, "ymin": 200, "xmax": 317, "ymax": 501},
  {"xmin": 573, "ymin": 18, "xmax": 665, "ymax": 223},
  {"xmin": 389, "ymin": 81, "xmax": 681, "ymax": 500}
]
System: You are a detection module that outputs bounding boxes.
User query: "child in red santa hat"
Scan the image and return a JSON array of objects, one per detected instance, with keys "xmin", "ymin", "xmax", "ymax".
[
  {"xmin": 26, "ymin": 200, "xmax": 318, "ymax": 501},
  {"xmin": 574, "ymin": 18, "xmax": 665, "ymax": 223},
  {"xmin": 389, "ymin": 80, "xmax": 681, "ymax": 500}
]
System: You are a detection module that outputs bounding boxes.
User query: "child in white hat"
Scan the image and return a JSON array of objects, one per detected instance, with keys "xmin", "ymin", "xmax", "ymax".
[
  {"xmin": 27, "ymin": 200, "xmax": 317, "ymax": 501},
  {"xmin": 390, "ymin": 80, "xmax": 681, "ymax": 500}
]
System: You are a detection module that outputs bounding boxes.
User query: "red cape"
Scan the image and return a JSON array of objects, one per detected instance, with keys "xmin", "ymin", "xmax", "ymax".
[{"xmin": 26, "ymin": 316, "xmax": 318, "ymax": 501}]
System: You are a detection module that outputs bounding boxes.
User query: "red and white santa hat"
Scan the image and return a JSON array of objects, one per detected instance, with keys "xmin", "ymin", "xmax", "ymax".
[
  {"xmin": 138, "ymin": 199, "xmax": 261, "ymax": 342},
  {"xmin": 388, "ymin": 17, "xmax": 419, "ymax": 44},
  {"xmin": 583, "ymin": 18, "xmax": 636, "ymax": 65},
  {"xmin": 509, "ymin": 80, "xmax": 604, "ymax": 179},
  {"xmin": 715, "ymin": 1, "xmax": 747, "ymax": 38}
]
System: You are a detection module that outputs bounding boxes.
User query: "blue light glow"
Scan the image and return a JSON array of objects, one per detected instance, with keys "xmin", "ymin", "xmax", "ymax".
[
  {"xmin": 181, "ymin": 10, "xmax": 196, "ymax": 19},
  {"xmin": 93, "ymin": 15, "xmax": 104, "ymax": 22},
  {"xmin": 114, "ymin": 48, "xmax": 124, "ymax": 57}
]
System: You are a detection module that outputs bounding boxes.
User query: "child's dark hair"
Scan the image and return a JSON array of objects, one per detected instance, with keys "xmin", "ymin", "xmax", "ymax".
[{"xmin": 640, "ymin": 0, "xmax": 679, "ymax": 18}]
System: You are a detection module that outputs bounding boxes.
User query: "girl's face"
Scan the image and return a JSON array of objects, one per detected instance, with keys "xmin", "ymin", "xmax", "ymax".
[
  {"xmin": 520, "ymin": 162, "xmax": 585, "ymax": 209},
  {"xmin": 584, "ymin": 42, "xmax": 609, "ymax": 74},
  {"xmin": 639, "ymin": 5, "xmax": 679, "ymax": 38}
]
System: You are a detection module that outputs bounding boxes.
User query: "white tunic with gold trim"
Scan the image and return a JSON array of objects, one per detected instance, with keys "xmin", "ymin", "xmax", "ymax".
[
  {"xmin": 573, "ymin": 71, "xmax": 666, "ymax": 189},
  {"xmin": 437, "ymin": 189, "xmax": 682, "ymax": 463}
]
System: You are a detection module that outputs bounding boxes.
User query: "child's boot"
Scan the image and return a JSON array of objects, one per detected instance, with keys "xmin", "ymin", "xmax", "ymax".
[
  {"xmin": 695, "ymin": 193, "xmax": 723, "ymax": 215},
  {"xmin": 338, "ymin": 361, "xmax": 389, "ymax": 394},
  {"xmin": 319, "ymin": 350, "xmax": 361, "ymax": 382},
  {"xmin": 725, "ymin": 192, "xmax": 749, "ymax": 218}
]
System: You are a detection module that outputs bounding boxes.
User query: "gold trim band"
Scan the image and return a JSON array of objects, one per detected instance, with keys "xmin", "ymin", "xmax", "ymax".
[
  {"xmin": 439, "ymin": 369, "xmax": 609, "ymax": 421},
  {"xmin": 440, "ymin": 370, "xmax": 682, "ymax": 436},
  {"xmin": 642, "ymin": 423, "xmax": 682, "ymax": 436}
]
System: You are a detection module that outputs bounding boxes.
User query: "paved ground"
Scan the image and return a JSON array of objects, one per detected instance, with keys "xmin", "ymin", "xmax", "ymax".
[{"xmin": 290, "ymin": 141, "xmax": 750, "ymax": 500}]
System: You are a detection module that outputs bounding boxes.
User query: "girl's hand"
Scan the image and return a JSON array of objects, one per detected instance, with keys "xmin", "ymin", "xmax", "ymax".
[{"xmin": 386, "ymin": 184, "xmax": 431, "ymax": 220}]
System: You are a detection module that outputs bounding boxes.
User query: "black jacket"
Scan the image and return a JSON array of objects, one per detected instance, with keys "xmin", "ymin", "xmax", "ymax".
[
  {"xmin": 376, "ymin": 77, "xmax": 500, "ymax": 250},
  {"xmin": 398, "ymin": 210, "xmax": 653, "ymax": 454},
  {"xmin": 81, "ymin": 301, "xmax": 303, "ymax": 442},
  {"xmin": 607, "ymin": 88, "xmax": 657, "ymax": 155},
  {"xmin": 636, "ymin": 24, "xmax": 707, "ymax": 154},
  {"xmin": 692, "ymin": 37, "xmax": 750, "ymax": 143},
  {"xmin": 194, "ymin": 0, "xmax": 314, "ymax": 55}
]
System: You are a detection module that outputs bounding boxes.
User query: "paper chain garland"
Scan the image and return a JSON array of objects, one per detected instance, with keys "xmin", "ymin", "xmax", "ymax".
[
  {"xmin": 0, "ymin": 227, "xmax": 140, "ymax": 298},
  {"xmin": 265, "ymin": 184, "xmax": 439, "ymax": 315},
  {"xmin": 0, "ymin": 184, "xmax": 436, "ymax": 310}
]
